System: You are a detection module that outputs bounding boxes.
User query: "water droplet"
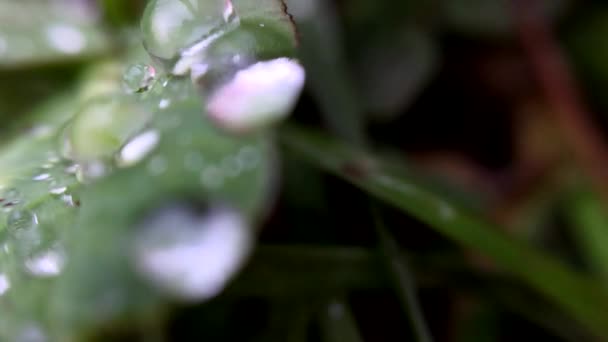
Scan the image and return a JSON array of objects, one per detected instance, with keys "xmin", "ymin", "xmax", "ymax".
[
  {"xmin": 159, "ymin": 98, "xmax": 171, "ymax": 109},
  {"xmin": 28, "ymin": 125, "xmax": 54, "ymax": 138},
  {"xmin": 46, "ymin": 23, "xmax": 86, "ymax": 54},
  {"xmin": 7, "ymin": 210, "xmax": 41, "ymax": 255},
  {"xmin": 7, "ymin": 209, "xmax": 38, "ymax": 234},
  {"xmin": 0, "ymin": 35, "xmax": 7, "ymax": 56},
  {"xmin": 65, "ymin": 164, "xmax": 79, "ymax": 174},
  {"xmin": 49, "ymin": 186, "xmax": 67, "ymax": 195},
  {"xmin": 184, "ymin": 151, "xmax": 205, "ymax": 171},
  {"xmin": 123, "ymin": 64, "xmax": 157, "ymax": 94},
  {"xmin": 25, "ymin": 246, "xmax": 65, "ymax": 278},
  {"xmin": 206, "ymin": 58, "xmax": 305, "ymax": 133},
  {"xmin": 60, "ymin": 194, "xmax": 76, "ymax": 207},
  {"xmin": 141, "ymin": 0, "xmax": 240, "ymax": 73},
  {"xmin": 147, "ymin": 156, "xmax": 169, "ymax": 176},
  {"xmin": 221, "ymin": 156, "xmax": 242, "ymax": 178},
  {"xmin": 33, "ymin": 173, "xmax": 51, "ymax": 181},
  {"xmin": 0, "ymin": 273, "xmax": 10, "ymax": 296},
  {"xmin": 134, "ymin": 204, "xmax": 251, "ymax": 300},
  {"xmin": 1, "ymin": 188, "xmax": 21, "ymax": 208},
  {"xmin": 76, "ymin": 161, "xmax": 108, "ymax": 183},
  {"xmin": 14, "ymin": 323, "xmax": 46, "ymax": 342},
  {"xmin": 438, "ymin": 201, "xmax": 455, "ymax": 221},
  {"xmin": 237, "ymin": 146, "xmax": 261, "ymax": 170},
  {"xmin": 116, "ymin": 130, "xmax": 161, "ymax": 167},
  {"xmin": 259, "ymin": 23, "xmax": 265, "ymax": 27},
  {"xmin": 328, "ymin": 301, "xmax": 345, "ymax": 319},
  {"xmin": 176, "ymin": 132, "xmax": 193, "ymax": 146},
  {"xmin": 200, "ymin": 166, "xmax": 224, "ymax": 189}
]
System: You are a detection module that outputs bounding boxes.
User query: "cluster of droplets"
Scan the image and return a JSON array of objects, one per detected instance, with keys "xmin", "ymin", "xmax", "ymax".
[
  {"xmin": 0, "ymin": 154, "xmax": 79, "ymax": 291},
  {"xmin": 139, "ymin": 0, "xmax": 306, "ymax": 133}
]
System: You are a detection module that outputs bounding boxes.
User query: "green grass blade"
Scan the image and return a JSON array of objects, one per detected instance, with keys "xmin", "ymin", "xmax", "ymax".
[{"xmin": 281, "ymin": 125, "xmax": 608, "ymax": 337}]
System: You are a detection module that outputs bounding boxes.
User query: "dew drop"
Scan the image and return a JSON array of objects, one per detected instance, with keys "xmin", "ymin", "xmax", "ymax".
[
  {"xmin": 200, "ymin": 166, "xmax": 224, "ymax": 189},
  {"xmin": 237, "ymin": 146, "xmax": 261, "ymax": 170},
  {"xmin": 7, "ymin": 209, "xmax": 38, "ymax": 235},
  {"xmin": 147, "ymin": 156, "xmax": 169, "ymax": 176},
  {"xmin": 159, "ymin": 98, "xmax": 171, "ymax": 109},
  {"xmin": 122, "ymin": 64, "xmax": 157, "ymax": 94},
  {"xmin": 0, "ymin": 35, "xmax": 7, "ymax": 56},
  {"xmin": 49, "ymin": 186, "xmax": 68, "ymax": 195},
  {"xmin": 61, "ymin": 194, "xmax": 75, "ymax": 207},
  {"xmin": 116, "ymin": 130, "xmax": 161, "ymax": 167},
  {"xmin": 134, "ymin": 204, "xmax": 252, "ymax": 300},
  {"xmin": 184, "ymin": 151, "xmax": 205, "ymax": 171},
  {"xmin": 0, "ymin": 273, "xmax": 10, "ymax": 296},
  {"xmin": 438, "ymin": 201, "xmax": 455, "ymax": 221},
  {"xmin": 25, "ymin": 246, "xmax": 66, "ymax": 278},
  {"xmin": 14, "ymin": 323, "xmax": 46, "ymax": 342},
  {"xmin": 33, "ymin": 173, "xmax": 51, "ymax": 181},
  {"xmin": 221, "ymin": 156, "xmax": 242, "ymax": 178},
  {"xmin": 7, "ymin": 210, "xmax": 41, "ymax": 255},
  {"xmin": 76, "ymin": 161, "xmax": 108, "ymax": 183},
  {"xmin": 141, "ymin": 0, "xmax": 240, "ymax": 73},
  {"xmin": 46, "ymin": 23, "xmax": 86, "ymax": 54},
  {"xmin": 206, "ymin": 58, "xmax": 305, "ymax": 133}
]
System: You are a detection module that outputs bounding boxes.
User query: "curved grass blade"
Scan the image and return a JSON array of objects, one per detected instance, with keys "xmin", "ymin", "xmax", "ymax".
[{"xmin": 281, "ymin": 125, "xmax": 608, "ymax": 338}]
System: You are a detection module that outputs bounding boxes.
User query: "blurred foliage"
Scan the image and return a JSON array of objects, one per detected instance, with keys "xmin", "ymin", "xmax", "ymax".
[{"xmin": 3, "ymin": 0, "xmax": 608, "ymax": 341}]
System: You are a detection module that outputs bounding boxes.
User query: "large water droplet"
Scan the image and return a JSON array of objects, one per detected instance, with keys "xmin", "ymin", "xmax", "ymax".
[
  {"xmin": 206, "ymin": 58, "xmax": 305, "ymax": 133},
  {"xmin": 122, "ymin": 64, "xmax": 157, "ymax": 94},
  {"xmin": 141, "ymin": 0, "xmax": 240, "ymax": 73},
  {"xmin": 133, "ymin": 204, "xmax": 251, "ymax": 300}
]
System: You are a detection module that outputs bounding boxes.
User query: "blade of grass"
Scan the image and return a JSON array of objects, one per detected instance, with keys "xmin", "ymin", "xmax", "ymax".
[
  {"xmin": 566, "ymin": 189, "xmax": 608, "ymax": 282},
  {"xmin": 280, "ymin": 125, "xmax": 608, "ymax": 338},
  {"xmin": 374, "ymin": 210, "xmax": 434, "ymax": 342},
  {"xmin": 319, "ymin": 298, "xmax": 364, "ymax": 342}
]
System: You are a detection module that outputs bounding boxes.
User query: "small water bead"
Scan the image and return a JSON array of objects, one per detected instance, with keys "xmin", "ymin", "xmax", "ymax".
[
  {"xmin": 122, "ymin": 64, "xmax": 157, "ymax": 94},
  {"xmin": 159, "ymin": 98, "xmax": 171, "ymax": 109},
  {"xmin": 147, "ymin": 156, "xmax": 169, "ymax": 176},
  {"xmin": 49, "ymin": 186, "xmax": 68, "ymax": 195},
  {"xmin": 76, "ymin": 161, "xmax": 108, "ymax": 183},
  {"xmin": 141, "ymin": 0, "xmax": 240, "ymax": 69},
  {"xmin": 200, "ymin": 166, "xmax": 224, "ymax": 189},
  {"xmin": 221, "ymin": 156, "xmax": 243, "ymax": 178},
  {"xmin": 33, "ymin": 173, "xmax": 51, "ymax": 181},
  {"xmin": 133, "ymin": 204, "xmax": 252, "ymax": 300},
  {"xmin": 116, "ymin": 130, "xmax": 161, "ymax": 168},
  {"xmin": 24, "ymin": 246, "xmax": 66, "ymax": 278},
  {"xmin": 237, "ymin": 146, "xmax": 261, "ymax": 170},
  {"xmin": 184, "ymin": 151, "xmax": 205, "ymax": 171},
  {"xmin": 14, "ymin": 323, "xmax": 47, "ymax": 342},
  {"xmin": 0, "ymin": 273, "xmax": 10, "ymax": 296},
  {"xmin": 0, "ymin": 274, "xmax": 9, "ymax": 297}
]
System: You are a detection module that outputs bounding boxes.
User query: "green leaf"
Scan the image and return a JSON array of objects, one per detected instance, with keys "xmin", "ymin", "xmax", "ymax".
[
  {"xmin": 0, "ymin": 1, "xmax": 111, "ymax": 68},
  {"xmin": 566, "ymin": 189, "xmax": 608, "ymax": 282},
  {"xmin": 0, "ymin": 0, "xmax": 300, "ymax": 337},
  {"xmin": 280, "ymin": 125, "xmax": 608, "ymax": 338}
]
